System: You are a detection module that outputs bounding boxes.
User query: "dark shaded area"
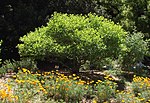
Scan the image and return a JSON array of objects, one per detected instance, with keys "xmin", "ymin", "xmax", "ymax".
[{"xmin": 0, "ymin": 0, "xmax": 50, "ymax": 61}]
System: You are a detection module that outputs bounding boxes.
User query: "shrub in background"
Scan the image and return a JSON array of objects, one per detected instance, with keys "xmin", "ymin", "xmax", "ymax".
[
  {"xmin": 119, "ymin": 32, "xmax": 149, "ymax": 69},
  {"xmin": 18, "ymin": 12, "xmax": 148, "ymax": 71},
  {"xmin": 0, "ymin": 58, "xmax": 37, "ymax": 74}
]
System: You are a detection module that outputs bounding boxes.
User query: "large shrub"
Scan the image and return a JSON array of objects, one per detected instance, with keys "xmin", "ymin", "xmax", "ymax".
[{"xmin": 17, "ymin": 13, "xmax": 148, "ymax": 71}]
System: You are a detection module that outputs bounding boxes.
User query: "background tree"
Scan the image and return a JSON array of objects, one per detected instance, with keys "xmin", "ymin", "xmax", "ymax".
[{"xmin": 93, "ymin": 0, "xmax": 150, "ymax": 38}]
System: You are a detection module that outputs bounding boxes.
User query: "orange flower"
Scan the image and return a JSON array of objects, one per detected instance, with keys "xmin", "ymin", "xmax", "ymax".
[
  {"xmin": 65, "ymin": 88, "xmax": 69, "ymax": 91},
  {"xmin": 68, "ymin": 83, "xmax": 72, "ymax": 86}
]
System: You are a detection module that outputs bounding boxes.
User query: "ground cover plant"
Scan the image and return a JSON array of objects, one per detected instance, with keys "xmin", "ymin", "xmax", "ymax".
[{"xmin": 0, "ymin": 68, "xmax": 150, "ymax": 103}]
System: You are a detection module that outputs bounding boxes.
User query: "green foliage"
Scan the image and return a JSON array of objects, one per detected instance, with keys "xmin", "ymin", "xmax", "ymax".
[
  {"xmin": 119, "ymin": 32, "xmax": 148, "ymax": 68},
  {"xmin": 94, "ymin": 80, "xmax": 117, "ymax": 102},
  {"xmin": 18, "ymin": 12, "xmax": 128, "ymax": 70},
  {"xmin": 120, "ymin": 0, "xmax": 150, "ymax": 38},
  {"xmin": 93, "ymin": 0, "xmax": 150, "ymax": 39},
  {"xmin": 132, "ymin": 76, "xmax": 150, "ymax": 102},
  {"xmin": 0, "ymin": 58, "xmax": 37, "ymax": 74},
  {"xmin": 116, "ymin": 91, "xmax": 141, "ymax": 103},
  {"xmin": 11, "ymin": 69, "xmax": 93, "ymax": 102},
  {"xmin": 1, "ymin": 68, "xmax": 150, "ymax": 102},
  {"xmin": 1, "ymin": 0, "xmax": 150, "ymax": 63}
]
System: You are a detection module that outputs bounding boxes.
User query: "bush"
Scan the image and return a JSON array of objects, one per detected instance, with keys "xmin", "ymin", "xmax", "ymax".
[
  {"xmin": 18, "ymin": 13, "xmax": 148, "ymax": 70},
  {"xmin": 132, "ymin": 76, "xmax": 150, "ymax": 102},
  {"xmin": 94, "ymin": 80, "xmax": 117, "ymax": 102},
  {"xmin": 0, "ymin": 58, "xmax": 37, "ymax": 74},
  {"xmin": 119, "ymin": 32, "xmax": 149, "ymax": 68},
  {"xmin": 116, "ymin": 91, "xmax": 141, "ymax": 103},
  {"xmin": 18, "ymin": 12, "xmax": 148, "ymax": 71}
]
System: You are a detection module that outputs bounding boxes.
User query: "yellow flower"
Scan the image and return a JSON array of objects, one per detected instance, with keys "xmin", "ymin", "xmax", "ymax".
[
  {"xmin": 22, "ymin": 68, "xmax": 27, "ymax": 72},
  {"xmin": 12, "ymin": 75, "xmax": 16, "ymax": 78},
  {"xmin": 49, "ymin": 76, "xmax": 53, "ymax": 79},
  {"xmin": 38, "ymin": 74, "xmax": 42, "ymax": 76},
  {"xmin": 96, "ymin": 82, "xmax": 99, "ymax": 84},
  {"xmin": 73, "ymin": 77, "xmax": 77, "ymax": 80},
  {"xmin": 104, "ymin": 76, "xmax": 109, "ymax": 79},
  {"xmin": 139, "ymin": 98, "xmax": 145, "ymax": 101},
  {"xmin": 97, "ymin": 80, "xmax": 102, "ymax": 83},
  {"xmin": 61, "ymin": 74, "xmax": 64, "ymax": 77},
  {"xmin": 108, "ymin": 77, "xmax": 113, "ymax": 80},
  {"xmin": 7, "ymin": 79, "xmax": 11, "ymax": 82},
  {"xmin": 51, "ymin": 86, "xmax": 54, "ymax": 89},
  {"xmin": 85, "ymin": 86, "xmax": 88, "ymax": 89},
  {"xmin": 20, "ymin": 80, "xmax": 25, "ymax": 83},
  {"xmin": 116, "ymin": 90, "xmax": 119, "ymax": 92},
  {"xmin": 37, "ymin": 90, "xmax": 40, "ymax": 93},
  {"xmin": 41, "ymin": 80, "xmax": 45, "ymax": 84},
  {"xmin": 90, "ymin": 80, "xmax": 94, "ymax": 84},
  {"xmin": 40, "ymin": 87, "xmax": 45, "ymax": 91},
  {"xmin": 69, "ymin": 75, "xmax": 72, "ymax": 78},
  {"xmin": 15, "ymin": 96, "xmax": 18, "ymax": 100},
  {"xmin": 7, "ymin": 87, "xmax": 11, "ymax": 92},
  {"xmin": 92, "ymin": 99, "xmax": 97, "ymax": 103},
  {"xmin": 15, "ymin": 79, "xmax": 21, "ymax": 84},
  {"xmin": 73, "ymin": 74, "xmax": 76, "ymax": 76},
  {"xmin": 27, "ymin": 70, "xmax": 31, "ymax": 74},
  {"xmin": 76, "ymin": 76, "xmax": 80, "ymax": 79},
  {"xmin": 31, "ymin": 81, "xmax": 37, "ymax": 85},
  {"xmin": 122, "ymin": 100, "xmax": 125, "ymax": 102},
  {"xmin": 0, "ymin": 90, "xmax": 7, "ymax": 98},
  {"xmin": 56, "ymin": 85, "xmax": 59, "ymax": 89},
  {"xmin": 44, "ymin": 91, "xmax": 48, "ymax": 94},
  {"xmin": 87, "ymin": 82, "xmax": 90, "ymax": 85}
]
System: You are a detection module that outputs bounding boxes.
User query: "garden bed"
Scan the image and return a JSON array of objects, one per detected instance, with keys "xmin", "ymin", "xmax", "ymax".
[{"xmin": 0, "ymin": 68, "xmax": 150, "ymax": 103}]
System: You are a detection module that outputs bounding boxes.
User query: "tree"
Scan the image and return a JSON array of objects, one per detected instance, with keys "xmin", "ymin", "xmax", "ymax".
[{"xmin": 93, "ymin": 0, "xmax": 150, "ymax": 38}]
